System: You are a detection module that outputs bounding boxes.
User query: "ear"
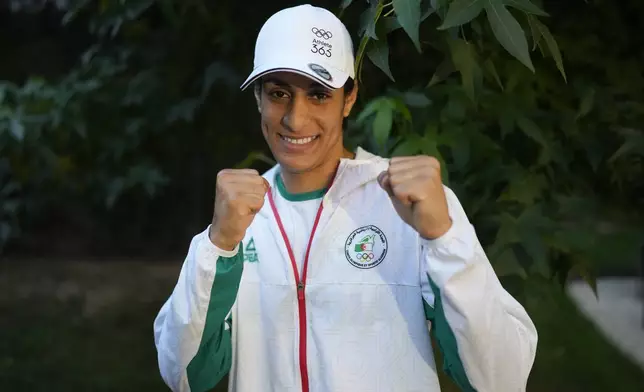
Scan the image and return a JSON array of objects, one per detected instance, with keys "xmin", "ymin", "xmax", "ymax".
[
  {"xmin": 254, "ymin": 84, "xmax": 262, "ymax": 113},
  {"xmin": 342, "ymin": 82, "xmax": 359, "ymax": 118}
]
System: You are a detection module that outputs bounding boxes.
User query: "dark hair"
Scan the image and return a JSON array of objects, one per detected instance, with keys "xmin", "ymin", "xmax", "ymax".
[
  {"xmin": 343, "ymin": 78, "xmax": 355, "ymax": 94},
  {"xmin": 254, "ymin": 77, "xmax": 355, "ymax": 95}
]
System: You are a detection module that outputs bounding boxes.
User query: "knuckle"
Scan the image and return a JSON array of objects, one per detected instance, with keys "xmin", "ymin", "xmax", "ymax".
[
  {"xmin": 393, "ymin": 189, "xmax": 408, "ymax": 201},
  {"xmin": 217, "ymin": 168, "xmax": 232, "ymax": 178},
  {"xmin": 233, "ymin": 201, "xmax": 246, "ymax": 215},
  {"xmin": 389, "ymin": 174, "xmax": 402, "ymax": 187},
  {"xmin": 425, "ymin": 156, "xmax": 440, "ymax": 167},
  {"xmin": 216, "ymin": 169, "xmax": 232, "ymax": 186},
  {"xmin": 226, "ymin": 193, "xmax": 240, "ymax": 207}
]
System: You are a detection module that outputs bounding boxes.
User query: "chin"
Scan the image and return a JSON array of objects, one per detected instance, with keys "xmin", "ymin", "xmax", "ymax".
[{"xmin": 275, "ymin": 154, "xmax": 319, "ymax": 174}]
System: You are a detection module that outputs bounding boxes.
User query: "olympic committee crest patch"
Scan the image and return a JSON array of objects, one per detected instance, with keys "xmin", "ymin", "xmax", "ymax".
[{"xmin": 345, "ymin": 225, "xmax": 388, "ymax": 269}]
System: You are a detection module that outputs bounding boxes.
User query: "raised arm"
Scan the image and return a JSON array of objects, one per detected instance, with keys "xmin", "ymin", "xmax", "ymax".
[{"xmin": 420, "ymin": 187, "xmax": 538, "ymax": 391}]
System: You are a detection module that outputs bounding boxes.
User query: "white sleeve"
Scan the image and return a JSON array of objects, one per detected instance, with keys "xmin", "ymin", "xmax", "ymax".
[
  {"xmin": 420, "ymin": 187, "xmax": 538, "ymax": 392},
  {"xmin": 153, "ymin": 226, "xmax": 243, "ymax": 392}
]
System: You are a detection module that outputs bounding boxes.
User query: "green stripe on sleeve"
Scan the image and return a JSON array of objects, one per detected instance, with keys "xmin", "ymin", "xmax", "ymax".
[
  {"xmin": 423, "ymin": 297, "xmax": 435, "ymax": 320},
  {"xmin": 427, "ymin": 274, "xmax": 477, "ymax": 392},
  {"xmin": 187, "ymin": 245, "xmax": 244, "ymax": 392}
]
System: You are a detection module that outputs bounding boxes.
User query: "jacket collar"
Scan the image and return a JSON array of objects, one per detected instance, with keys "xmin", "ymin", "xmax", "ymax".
[
  {"xmin": 258, "ymin": 147, "xmax": 389, "ymax": 217},
  {"xmin": 331, "ymin": 147, "xmax": 389, "ymax": 201}
]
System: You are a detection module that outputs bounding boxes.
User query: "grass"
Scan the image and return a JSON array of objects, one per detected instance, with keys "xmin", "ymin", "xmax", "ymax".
[{"xmin": 1, "ymin": 260, "xmax": 643, "ymax": 391}]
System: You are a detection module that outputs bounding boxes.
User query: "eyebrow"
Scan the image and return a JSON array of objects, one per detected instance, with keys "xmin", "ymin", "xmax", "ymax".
[{"xmin": 263, "ymin": 77, "xmax": 328, "ymax": 91}]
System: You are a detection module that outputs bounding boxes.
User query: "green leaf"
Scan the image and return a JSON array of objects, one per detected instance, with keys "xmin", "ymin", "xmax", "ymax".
[
  {"xmin": 576, "ymin": 87, "xmax": 595, "ymax": 120},
  {"xmin": 402, "ymin": 92, "xmax": 431, "ymax": 107},
  {"xmin": 521, "ymin": 230, "xmax": 550, "ymax": 278},
  {"xmin": 495, "ymin": 212, "xmax": 521, "ymax": 246},
  {"xmin": 359, "ymin": 3, "xmax": 379, "ymax": 39},
  {"xmin": 516, "ymin": 116, "xmax": 547, "ymax": 146},
  {"xmin": 341, "ymin": 0, "xmax": 354, "ymax": 10},
  {"xmin": 393, "ymin": 0, "xmax": 422, "ymax": 52},
  {"xmin": 448, "ymin": 38, "xmax": 482, "ymax": 102},
  {"xmin": 392, "ymin": 133, "xmax": 423, "ymax": 156},
  {"xmin": 166, "ymin": 98, "xmax": 200, "ymax": 124},
  {"xmin": 516, "ymin": 205, "xmax": 553, "ymax": 278},
  {"xmin": 392, "ymin": 98, "xmax": 413, "ymax": 122},
  {"xmin": 529, "ymin": 16, "xmax": 566, "ymax": 82},
  {"xmin": 431, "ymin": 0, "xmax": 450, "ymax": 18},
  {"xmin": 439, "ymin": 124, "xmax": 471, "ymax": 170},
  {"xmin": 9, "ymin": 119, "xmax": 25, "ymax": 140},
  {"xmin": 421, "ymin": 3, "xmax": 438, "ymax": 21},
  {"xmin": 383, "ymin": 16, "xmax": 402, "ymax": 33},
  {"xmin": 201, "ymin": 62, "xmax": 238, "ymax": 96},
  {"xmin": 438, "ymin": 0, "xmax": 484, "ymax": 30},
  {"xmin": 420, "ymin": 134, "xmax": 450, "ymax": 185},
  {"xmin": 0, "ymin": 222, "xmax": 12, "ymax": 244},
  {"xmin": 427, "ymin": 58, "xmax": 456, "ymax": 87},
  {"xmin": 608, "ymin": 130, "xmax": 644, "ymax": 163},
  {"xmin": 373, "ymin": 103, "xmax": 394, "ymax": 147},
  {"xmin": 493, "ymin": 248, "xmax": 528, "ymax": 278},
  {"xmin": 443, "ymin": 95, "xmax": 467, "ymax": 121},
  {"xmin": 384, "ymin": 5, "xmax": 435, "ymax": 33},
  {"xmin": 367, "ymin": 39, "xmax": 395, "ymax": 81},
  {"xmin": 106, "ymin": 178, "xmax": 125, "ymax": 208},
  {"xmin": 571, "ymin": 263, "xmax": 599, "ymax": 299},
  {"xmin": 499, "ymin": 173, "xmax": 547, "ymax": 205},
  {"xmin": 503, "ymin": 0, "xmax": 548, "ymax": 16},
  {"xmin": 499, "ymin": 111, "xmax": 515, "ymax": 138},
  {"xmin": 356, "ymin": 99, "xmax": 382, "ymax": 124},
  {"xmin": 527, "ymin": 14, "xmax": 542, "ymax": 50},
  {"xmin": 483, "ymin": 59, "xmax": 504, "ymax": 90},
  {"xmin": 485, "ymin": 1, "xmax": 534, "ymax": 72},
  {"xmin": 582, "ymin": 137, "xmax": 604, "ymax": 172}
]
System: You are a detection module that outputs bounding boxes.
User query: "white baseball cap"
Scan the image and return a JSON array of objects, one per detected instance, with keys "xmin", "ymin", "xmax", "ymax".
[{"xmin": 240, "ymin": 4, "xmax": 356, "ymax": 91}]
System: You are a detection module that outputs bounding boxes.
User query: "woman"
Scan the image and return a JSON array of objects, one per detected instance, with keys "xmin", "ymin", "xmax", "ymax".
[{"xmin": 154, "ymin": 4, "xmax": 538, "ymax": 392}]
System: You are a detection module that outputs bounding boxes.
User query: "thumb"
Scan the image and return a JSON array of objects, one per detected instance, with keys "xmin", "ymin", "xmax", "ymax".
[
  {"xmin": 262, "ymin": 177, "xmax": 270, "ymax": 194},
  {"xmin": 377, "ymin": 171, "xmax": 394, "ymax": 198}
]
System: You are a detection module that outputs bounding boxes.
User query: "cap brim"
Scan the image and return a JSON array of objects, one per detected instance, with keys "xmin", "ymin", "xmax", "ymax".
[{"xmin": 240, "ymin": 59, "xmax": 349, "ymax": 91}]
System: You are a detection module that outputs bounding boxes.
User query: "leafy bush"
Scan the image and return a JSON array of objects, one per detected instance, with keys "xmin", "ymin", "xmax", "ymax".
[{"xmin": 1, "ymin": 0, "xmax": 642, "ymax": 291}]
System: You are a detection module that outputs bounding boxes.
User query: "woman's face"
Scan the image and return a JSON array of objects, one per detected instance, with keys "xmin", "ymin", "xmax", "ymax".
[{"xmin": 256, "ymin": 72, "xmax": 357, "ymax": 174}]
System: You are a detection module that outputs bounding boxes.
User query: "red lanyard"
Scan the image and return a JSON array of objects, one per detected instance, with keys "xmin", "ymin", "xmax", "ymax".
[
  {"xmin": 268, "ymin": 189, "xmax": 325, "ymax": 299},
  {"xmin": 266, "ymin": 169, "xmax": 338, "ymax": 392},
  {"xmin": 267, "ymin": 169, "xmax": 338, "ymax": 294}
]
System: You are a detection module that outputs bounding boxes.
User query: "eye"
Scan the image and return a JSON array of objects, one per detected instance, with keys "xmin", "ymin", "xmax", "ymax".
[
  {"xmin": 269, "ymin": 90, "xmax": 290, "ymax": 100},
  {"xmin": 310, "ymin": 92, "xmax": 330, "ymax": 102}
]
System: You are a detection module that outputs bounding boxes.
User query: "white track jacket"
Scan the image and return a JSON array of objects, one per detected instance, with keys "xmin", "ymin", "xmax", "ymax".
[{"xmin": 153, "ymin": 148, "xmax": 538, "ymax": 392}]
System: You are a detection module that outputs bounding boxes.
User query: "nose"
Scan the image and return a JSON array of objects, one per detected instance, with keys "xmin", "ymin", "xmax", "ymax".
[{"xmin": 281, "ymin": 95, "xmax": 310, "ymax": 133}]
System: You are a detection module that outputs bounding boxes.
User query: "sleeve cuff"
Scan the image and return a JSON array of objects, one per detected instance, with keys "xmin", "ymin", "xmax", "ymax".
[
  {"xmin": 200, "ymin": 225, "xmax": 240, "ymax": 258},
  {"xmin": 421, "ymin": 219, "xmax": 460, "ymax": 249}
]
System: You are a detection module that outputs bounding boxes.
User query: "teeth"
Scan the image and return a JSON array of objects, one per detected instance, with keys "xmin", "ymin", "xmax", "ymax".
[{"xmin": 281, "ymin": 135, "xmax": 317, "ymax": 145}]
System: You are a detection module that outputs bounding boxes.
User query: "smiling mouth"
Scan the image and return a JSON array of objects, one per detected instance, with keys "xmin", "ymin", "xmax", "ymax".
[{"xmin": 279, "ymin": 134, "xmax": 320, "ymax": 145}]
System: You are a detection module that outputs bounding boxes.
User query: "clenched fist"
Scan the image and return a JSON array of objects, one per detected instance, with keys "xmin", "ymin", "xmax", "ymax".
[
  {"xmin": 377, "ymin": 156, "xmax": 452, "ymax": 240},
  {"xmin": 209, "ymin": 169, "xmax": 269, "ymax": 251}
]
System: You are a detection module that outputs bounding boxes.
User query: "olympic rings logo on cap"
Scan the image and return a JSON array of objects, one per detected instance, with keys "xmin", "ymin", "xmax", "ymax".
[{"xmin": 311, "ymin": 27, "xmax": 333, "ymax": 40}]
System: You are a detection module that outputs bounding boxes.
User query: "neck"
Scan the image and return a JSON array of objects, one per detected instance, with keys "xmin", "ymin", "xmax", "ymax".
[{"xmin": 280, "ymin": 147, "xmax": 355, "ymax": 194}]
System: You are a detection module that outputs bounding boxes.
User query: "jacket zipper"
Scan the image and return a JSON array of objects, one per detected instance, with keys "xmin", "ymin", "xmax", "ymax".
[
  {"xmin": 267, "ymin": 168, "xmax": 338, "ymax": 392},
  {"xmin": 296, "ymin": 281, "xmax": 309, "ymax": 392},
  {"xmin": 268, "ymin": 189, "xmax": 326, "ymax": 392}
]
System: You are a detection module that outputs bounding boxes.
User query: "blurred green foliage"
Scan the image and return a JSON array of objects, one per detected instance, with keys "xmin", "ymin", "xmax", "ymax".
[{"xmin": 0, "ymin": 0, "xmax": 642, "ymax": 291}]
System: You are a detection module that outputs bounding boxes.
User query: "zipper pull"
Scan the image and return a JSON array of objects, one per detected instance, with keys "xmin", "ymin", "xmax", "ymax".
[{"xmin": 297, "ymin": 282, "xmax": 305, "ymax": 300}]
